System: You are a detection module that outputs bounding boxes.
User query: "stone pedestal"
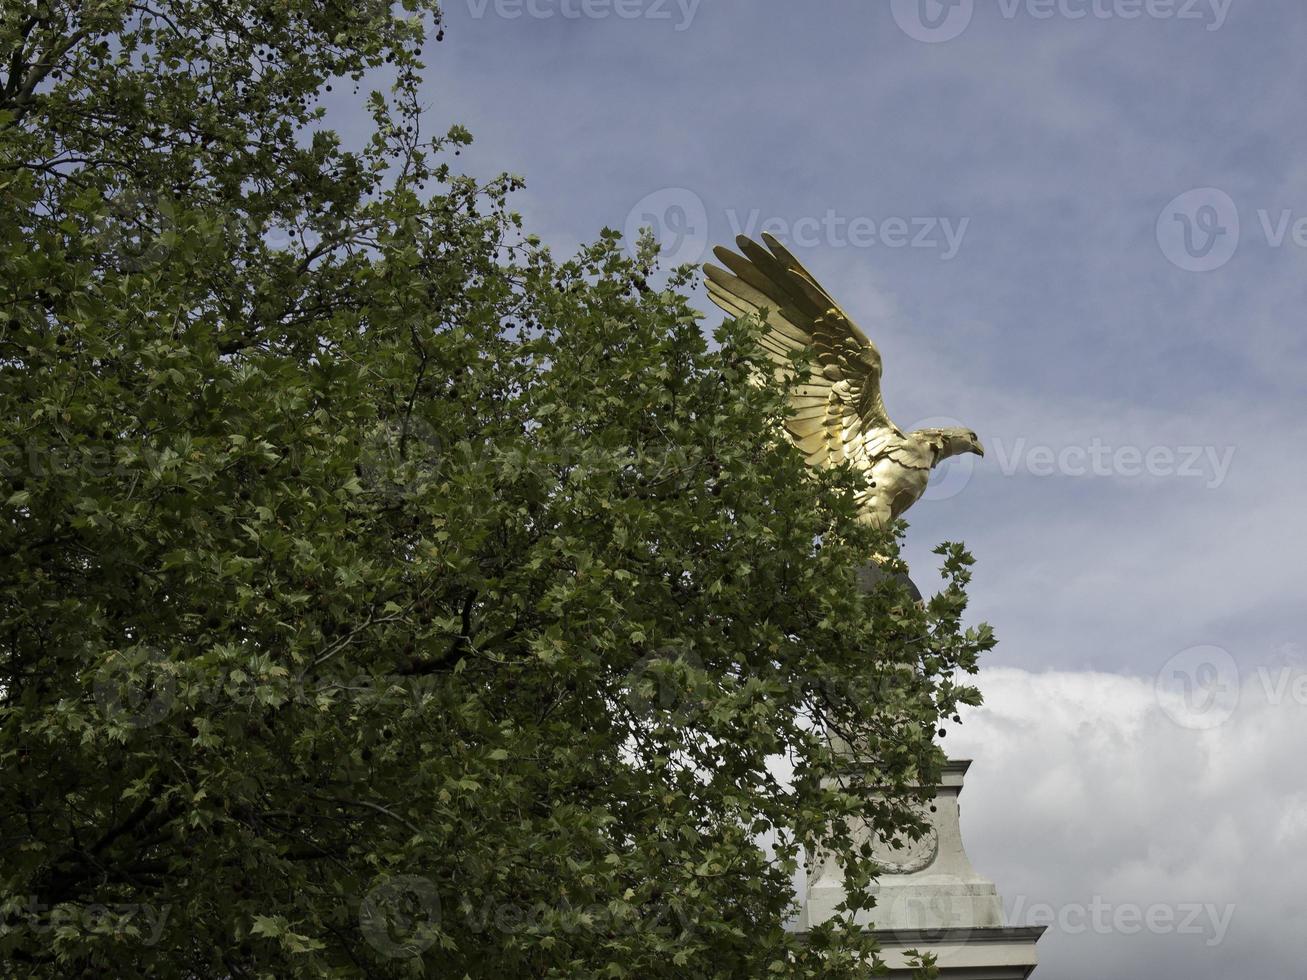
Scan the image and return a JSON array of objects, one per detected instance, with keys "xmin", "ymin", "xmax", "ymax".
[{"xmin": 799, "ymin": 760, "xmax": 1043, "ymax": 978}]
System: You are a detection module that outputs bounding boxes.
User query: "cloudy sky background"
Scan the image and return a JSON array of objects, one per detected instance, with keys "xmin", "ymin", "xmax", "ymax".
[{"xmin": 344, "ymin": 2, "xmax": 1306, "ymax": 975}]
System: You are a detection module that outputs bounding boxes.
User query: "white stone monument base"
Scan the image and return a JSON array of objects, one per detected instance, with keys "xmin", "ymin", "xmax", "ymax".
[{"xmin": 800, "ymin": 760, "xmax": 1043, "ymax": 978}]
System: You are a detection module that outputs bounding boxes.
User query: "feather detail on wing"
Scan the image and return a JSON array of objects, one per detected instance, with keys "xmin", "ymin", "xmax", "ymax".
[{"xmin": 703, "ymin": 232, "xmax": 900, "ymax": 469}]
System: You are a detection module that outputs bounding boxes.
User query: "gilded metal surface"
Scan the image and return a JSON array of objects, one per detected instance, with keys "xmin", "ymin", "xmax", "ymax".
[{"xmin": 704, "ymin": 233, "xmax": 984, "ymax": 526}]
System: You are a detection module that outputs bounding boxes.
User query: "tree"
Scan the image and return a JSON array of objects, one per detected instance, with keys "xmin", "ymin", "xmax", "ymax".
[{"xmin": 0, "ymin": 1, "xmax": 989, "ymax": 975}]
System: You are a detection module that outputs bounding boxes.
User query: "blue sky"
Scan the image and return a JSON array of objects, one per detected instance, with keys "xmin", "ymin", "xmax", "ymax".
[
  {"xmin": 411, "ymin": 0, "xmax": 1306, "ymax": 677},
  {"xmin": 366, "ymin": 2, "xmax": 1306, "ymax": 974}
]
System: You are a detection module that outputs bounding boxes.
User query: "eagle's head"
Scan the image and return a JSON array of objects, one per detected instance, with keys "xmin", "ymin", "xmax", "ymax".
[{"xmin": 917, "ymin": 426, "xmax": 985, "ymax": 463}]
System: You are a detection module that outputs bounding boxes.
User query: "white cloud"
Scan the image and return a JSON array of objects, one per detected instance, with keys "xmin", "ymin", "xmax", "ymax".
[{"xmin": 944, "ymin": 667, "xmax": 1307, "ymax": 979}]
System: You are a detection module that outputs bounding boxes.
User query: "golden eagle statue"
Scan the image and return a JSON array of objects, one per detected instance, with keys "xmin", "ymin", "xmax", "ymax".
[{"xmin": 704, "ymin": 233, "xmax": 984, "ymax": 526}]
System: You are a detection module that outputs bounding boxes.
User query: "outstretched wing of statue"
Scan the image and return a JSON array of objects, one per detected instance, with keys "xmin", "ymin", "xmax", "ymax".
[{"xmin": 703, "ymin": 232, "xmax": 901, "ymax": 468}]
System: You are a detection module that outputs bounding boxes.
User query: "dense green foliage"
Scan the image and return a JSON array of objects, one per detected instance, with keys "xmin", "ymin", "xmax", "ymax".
[{"xmin": 0, "ymin": 1, "xmax": 989, "ymax": 975}]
